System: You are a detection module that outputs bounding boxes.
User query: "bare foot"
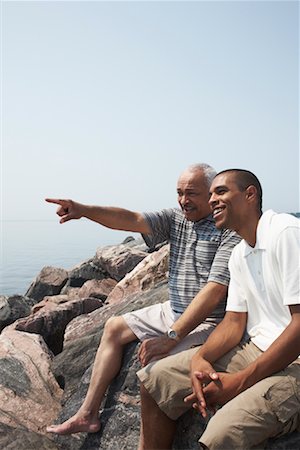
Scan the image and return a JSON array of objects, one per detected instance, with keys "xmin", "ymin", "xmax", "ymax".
[{"xmin": 46, "ymin": 414, "xmax": 101, "ymax": 435}]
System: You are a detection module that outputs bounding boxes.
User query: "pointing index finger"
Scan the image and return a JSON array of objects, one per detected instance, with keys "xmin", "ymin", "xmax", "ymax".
[{"xmin": 45, "ymin": 198, "xmax": 66, "ymax": 205}]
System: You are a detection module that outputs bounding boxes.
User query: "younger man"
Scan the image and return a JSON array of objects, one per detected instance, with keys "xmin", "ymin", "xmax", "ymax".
[{"xmin": 138, "ymin": 169, "xmax": 300, "ymax": 449}]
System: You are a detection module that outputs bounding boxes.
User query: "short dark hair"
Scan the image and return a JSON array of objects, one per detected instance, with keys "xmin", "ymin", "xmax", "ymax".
[{"xmin": 216, "ymin": 169, "xmax": 263, "ymax": 212}]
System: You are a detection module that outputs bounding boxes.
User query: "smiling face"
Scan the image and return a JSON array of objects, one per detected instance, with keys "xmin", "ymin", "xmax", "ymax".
[
  {"xmin": 177, "ymin": 169, "xmax": 211, "ymax": 222},
  {"xmin": 209, "ymin": 172, "xmax": 251, "ymax": 231}
]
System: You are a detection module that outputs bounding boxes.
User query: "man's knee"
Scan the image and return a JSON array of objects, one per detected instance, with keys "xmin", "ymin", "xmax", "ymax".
[{"xmin": 103, "ymin": 315, "xmax": 136, "ymax": 344}]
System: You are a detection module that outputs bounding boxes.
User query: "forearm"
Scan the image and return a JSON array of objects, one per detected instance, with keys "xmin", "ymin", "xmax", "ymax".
[
  {"xmin": 241, "ymin": 309, "xmax": 300, "ymax": 390},
  {"xmin": 196, "ymin": 311, "xmax": 247, "ymax": 364},
  {"xmin": 172, "ymin": 282, "xmax": 228, "ymax": 340},
  {"xmin": 80, "ymin": 204, "xmax": 151, "ymax": 233}
]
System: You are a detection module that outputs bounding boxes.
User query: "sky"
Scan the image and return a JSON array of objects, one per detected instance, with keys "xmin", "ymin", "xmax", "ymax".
[{"xmin": 1, "ymin": 0, "xmax": 299, "ymax": 224}]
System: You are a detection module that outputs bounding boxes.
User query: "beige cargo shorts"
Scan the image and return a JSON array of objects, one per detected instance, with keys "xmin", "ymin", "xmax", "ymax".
[{"xmin": 137, "ymin": 340, "xmax": 300, "ymax": 449}]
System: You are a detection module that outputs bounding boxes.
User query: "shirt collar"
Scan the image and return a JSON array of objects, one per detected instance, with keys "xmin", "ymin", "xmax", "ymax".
[{"xmin": 243, "ymin": 210, "xmax": 276, "ymax": 257}]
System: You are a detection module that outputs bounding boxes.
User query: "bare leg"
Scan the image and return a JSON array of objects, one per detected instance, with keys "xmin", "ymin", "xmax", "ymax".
[
  {"xmin": 47, "ymin": 316, "xmax": 137, "ymax": 435},
  {"xmin": 138, "ymin": 383, "xmax": 176, "ymax": 450}
]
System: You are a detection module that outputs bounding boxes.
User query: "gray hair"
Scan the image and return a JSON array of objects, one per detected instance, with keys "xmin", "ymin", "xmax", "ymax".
[{"xmin": 186, "ymin": 163, "xmax": 217, "ymax": 187}]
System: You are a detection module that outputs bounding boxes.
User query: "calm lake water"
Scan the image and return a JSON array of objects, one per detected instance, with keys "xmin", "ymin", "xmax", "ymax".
[{"xmin": 0, "ymin": 220, "xmax": 132, "ymax": 296}]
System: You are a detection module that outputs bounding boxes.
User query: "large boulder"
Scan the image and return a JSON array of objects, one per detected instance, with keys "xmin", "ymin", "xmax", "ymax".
[
  {"xmin": 32, "ymin": 279, "xmax": 116, "ymax": 315},
  {"xmin": 107, "ymin": 244, "xmax": 169, "ymax": 305},
  {"xmin": 25, "ymin": 266, "xmax": 69, "ymax": 301},
  {"xmin": 77, "ymin": 278, "xmax": 117, "ymax": 300},
  {"xmin": 11, "ymin": 296, "xmax": 103, "ymax": 355},
  {"xmin": 62, "ymin": 259, "xmax": 108, "ymax": 290},
  {"xmin": 95, "ymin": 244, "xmax": 148, "ymax": 281},
  {"xmin": 0, "ymin": 328, "xmax": 62, "ymax": 439}
]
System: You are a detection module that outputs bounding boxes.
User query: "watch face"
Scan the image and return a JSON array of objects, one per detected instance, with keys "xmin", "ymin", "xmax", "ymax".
[{"xmin": 168, "ymin": 329, "xmax": 177, "ymax": 339}]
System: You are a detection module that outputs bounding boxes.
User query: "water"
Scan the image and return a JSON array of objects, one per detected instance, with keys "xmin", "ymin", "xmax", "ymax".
[{"xmin": 0, "ymin": 220, "xmax": 132, "ymax": 296}]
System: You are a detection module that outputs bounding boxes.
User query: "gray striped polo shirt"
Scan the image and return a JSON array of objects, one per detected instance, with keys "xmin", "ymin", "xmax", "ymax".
[{"xmin": 142, "ymin": 208, "xmax": 240, "ymax": 321}]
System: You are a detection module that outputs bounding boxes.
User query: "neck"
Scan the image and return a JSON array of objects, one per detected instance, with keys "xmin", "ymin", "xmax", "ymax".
[{"xmin": 237, "ymin": 211, "xmax": 262, "ymax": 247}]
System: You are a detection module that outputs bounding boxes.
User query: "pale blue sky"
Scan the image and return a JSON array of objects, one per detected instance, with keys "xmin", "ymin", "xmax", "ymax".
[{"xmin": 2, "ymin": 0, "xmax": 299, "ymax": 222}]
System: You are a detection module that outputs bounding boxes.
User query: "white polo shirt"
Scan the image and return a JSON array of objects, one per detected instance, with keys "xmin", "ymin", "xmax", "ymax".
[{"xmin": 226, "ymin": 210, "xmax": 300, "ymax": 352}]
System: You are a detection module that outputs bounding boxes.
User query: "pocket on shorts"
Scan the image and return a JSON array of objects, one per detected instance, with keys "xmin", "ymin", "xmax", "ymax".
[{"xmin": 263, "ymin": 376, "xmax": 300, "ymax": 425}]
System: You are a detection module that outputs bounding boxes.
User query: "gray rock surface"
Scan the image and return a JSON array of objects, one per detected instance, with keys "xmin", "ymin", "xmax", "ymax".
[
  {"xmin": 0, "ymin": 423, "xmax": 59, "ymax": 450},
  {"xmin": 63, "ymin": 259, "xmax": 108, "ymax": 290},
  {"xmin": 0, "ymin": 294, "xmax": 36, "ymax": 331}
]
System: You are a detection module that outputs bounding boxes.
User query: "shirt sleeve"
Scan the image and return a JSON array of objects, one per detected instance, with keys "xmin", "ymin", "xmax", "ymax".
[
  {"xmin": 141, "ymin": 209, "xmax": 174, "ymax": 249},
  {"xmin": 276, "ymin": 226, "xmax": 300, "ymax": 306},
  {"xmin": 208, "ymin": 229, "xmax": 241, "ymax": 286}
]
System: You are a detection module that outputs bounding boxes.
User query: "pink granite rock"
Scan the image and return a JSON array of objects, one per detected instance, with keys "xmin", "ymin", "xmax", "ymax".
[
  {"xmin": 63, "ymin": 246, "xmax": 169, "ymax": 344},
  {"xmin": 77, "ymin": 278, "xmax": 117, "ymax": 299},
  {"xmin": 31, "ymin": 294, "xmax": 73, "ymax": 314},
  {"xmin": 107, "ymin": 244, "xmax": 169, "ymax": 304},
  {"xmin": 95, "ymin": 244, "xmax": 148, "ymax": 281},
  {"xmin": 0, "ymin": 328, "xmax": 62, "ymax": 435},
  {"xmin": 11, "ymin": 296, "xmax": 103, "ymax": 355}
]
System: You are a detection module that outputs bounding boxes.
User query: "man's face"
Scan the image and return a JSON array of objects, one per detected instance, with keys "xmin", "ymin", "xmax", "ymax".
[
  {"xmin": 177, "ymin": 170, "xmax": 211, "ymax": 222},
  {"xmin": 209, "ymin": 172, "xmax": 248, "ymax": 230}
]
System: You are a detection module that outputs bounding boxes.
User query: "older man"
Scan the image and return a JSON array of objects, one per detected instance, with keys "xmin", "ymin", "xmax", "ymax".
[
  {"xmin": 46, "ymin": 163, "xmax": 239, "ymax": 435},
  {"xmin": 138, "ymin": 169, "xmax": 300, "ymax": 449}
]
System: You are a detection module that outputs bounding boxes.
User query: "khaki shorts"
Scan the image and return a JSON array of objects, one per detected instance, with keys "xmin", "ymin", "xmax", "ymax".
[
  {"xmin": 137, "ymin": 341, "xmax": 300, "ymax": 449},
  {"xmin": 123, "ymin": 300, "xmax": 219, "ymax": 354}
]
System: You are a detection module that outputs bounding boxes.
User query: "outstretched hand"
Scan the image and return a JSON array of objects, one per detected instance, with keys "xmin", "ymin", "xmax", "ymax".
[
  {"xmin": 138, "ymin": 336, "xmax": 177, "ymax": 367},
  {"xmin": 45, "ymin": 198, "xmax": 83, "ymax": 224}
]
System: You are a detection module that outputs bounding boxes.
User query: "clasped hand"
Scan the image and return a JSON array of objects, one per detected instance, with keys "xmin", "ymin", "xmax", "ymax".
[
  {"xmin": 184, "ymin": 356, "xmax": 244, "ymax": 418},
  {"xmin": 138, "ymin": 335, "xmax": 177, "ymax": 367}
]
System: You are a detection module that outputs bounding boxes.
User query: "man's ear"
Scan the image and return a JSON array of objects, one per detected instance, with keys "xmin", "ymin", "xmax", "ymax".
[{"xmin": 245, "ymin": 185, "xmax": 257, "ymax": 203}]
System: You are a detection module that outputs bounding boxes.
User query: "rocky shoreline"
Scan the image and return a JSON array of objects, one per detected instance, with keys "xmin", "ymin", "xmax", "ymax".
[{"xmin": 0, "ymin": 236, "xmax": 299, "ymax": 449}]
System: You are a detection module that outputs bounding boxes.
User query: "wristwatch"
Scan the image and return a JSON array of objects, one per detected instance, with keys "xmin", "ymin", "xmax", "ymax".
[{"xmin": 167, "ymin": 328, "xmax": 179, "ymax": 341}]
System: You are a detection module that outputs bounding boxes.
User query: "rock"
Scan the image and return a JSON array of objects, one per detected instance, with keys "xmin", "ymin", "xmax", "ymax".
[
  {"xmin": 95, "ymin": 244, "xmax": 148, "ymax": 281},
  {"xmin": 31, "ymin": 278, "xmax": 116, "ymax": 315},
  {"xmin": 62, "ymin": 259, "xmax": 107, "ymax": 290},
  {"xmin": 32, "ymin": 294, "xmax": 75, "ymax": 314},
  {"xmin": 0, "ymin": 328, "xmax": 62, "ymax": 437},
  {"xmin": 120, "ymin": 236, "xmax": 149, "ymax": 252},
  {"xmin": 77, "ymin": 278, "xmax": 117, "ymax": 300},
  {"xmin": 0, "ymin": 295, "xmax": 35, "ymax": 331},
  {"xmin": 25, "ymin": 266, "xmax": 69, "ymax": 302},
  {"xmin": 107, "ymin": 244, "xmax": 169, "ymax": 304},
  {"xmin": 12, "ymin": 296, "xmax": 103, "ymax": 355}
]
